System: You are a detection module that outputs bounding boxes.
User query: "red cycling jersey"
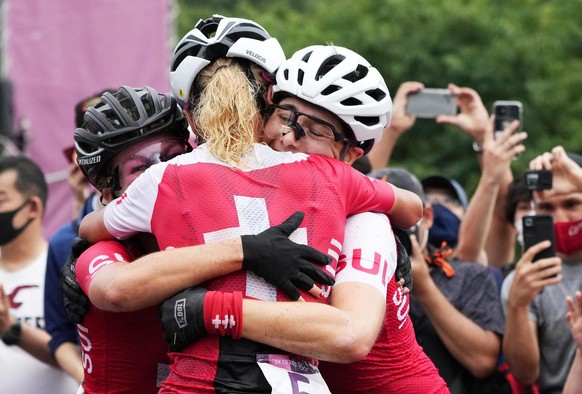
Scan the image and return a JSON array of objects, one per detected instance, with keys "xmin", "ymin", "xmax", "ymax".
[
  {"xmin": 75, "ymin": 239, "xmax": 169, "ymax": 394},
  {"xmin": 100, "ymin": 144, "xmax": 396, "ymax": 393},
  {"xmin": 319, "ymin": 276, "xmax": 449, "ymax": 393}
]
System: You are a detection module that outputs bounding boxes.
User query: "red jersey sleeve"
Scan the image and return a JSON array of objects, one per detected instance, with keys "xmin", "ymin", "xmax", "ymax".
[
  {"xmin": 75, "ymin": 240, "xmax": 135, "ymax": 295},
  {"xmin": 308, "ymin": 155, "xmax": 395, "ymax": 215}
]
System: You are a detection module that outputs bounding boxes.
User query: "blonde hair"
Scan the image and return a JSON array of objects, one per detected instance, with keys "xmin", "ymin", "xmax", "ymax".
[{"xmin": 191, "ymin": 58, "xmax": 264, "ymax": 167}]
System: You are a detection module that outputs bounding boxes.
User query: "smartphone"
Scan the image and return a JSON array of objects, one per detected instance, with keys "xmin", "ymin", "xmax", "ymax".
[
  {"xmin": 524, "ymin": 170, "xmax": 553, "ymax": 191},
  {"xmin": 492, "ymin": 100, "xmax": 523, "ymax": 137},
  {"xmin": 406, "ymin": 88, "xmax": 457, "ymax": 118},
  {"xmin": 522, "ymin": 215, "xmax": 555, "ymax": 262}
]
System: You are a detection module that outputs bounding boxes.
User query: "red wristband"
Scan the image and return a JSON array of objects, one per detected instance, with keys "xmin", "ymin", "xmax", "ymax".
[{"xmin": 203, "ymin": 291, "xmax": 243, "ymax": 339}]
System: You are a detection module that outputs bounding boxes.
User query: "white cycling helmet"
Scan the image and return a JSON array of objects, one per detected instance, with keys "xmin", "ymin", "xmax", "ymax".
[
  {"xmin": 273, "ymin": 45, "xmax": 392, "ymax": 154},
  {"xmin": 170, "ymin": 14, "xmax": 286, "ymax": 105}
]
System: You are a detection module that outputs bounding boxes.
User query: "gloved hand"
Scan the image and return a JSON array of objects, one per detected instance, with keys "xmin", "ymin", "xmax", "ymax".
[
  {"xmin": 159, "ymin": 286, "xmax": 209, "ymax": 352},
  {"xmin": 393, "ymin": 228, "xmax": 413, "ymax": 292},
  {"xmin": 241, "ymin": 211, "xmax": 335, "ymax": 300},
  {"xmin": 60, "ymin": 237, "xmax": 91, "ymax": 324}
]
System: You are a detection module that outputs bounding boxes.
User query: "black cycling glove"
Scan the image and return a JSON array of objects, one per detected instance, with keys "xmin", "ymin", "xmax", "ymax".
[
  {"xmin": 393, "ymin": 228, "xmax": 413, "ymax": 292},
  {"xmin": 60, "ymin": 237, "xmax": 91, "ymax": 324},
  {"xmin": 241, "ymin": 211, "xmax": 335, "ymax": 300},
  {"xmin": 159, "ymin": 286, "xmax": 209, "ymax": 352}
]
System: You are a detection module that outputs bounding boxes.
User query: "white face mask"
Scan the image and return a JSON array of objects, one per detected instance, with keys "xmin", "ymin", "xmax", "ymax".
[{"xmin": 514, "ymin": 218, "xmax": 524, "ymax": 249}]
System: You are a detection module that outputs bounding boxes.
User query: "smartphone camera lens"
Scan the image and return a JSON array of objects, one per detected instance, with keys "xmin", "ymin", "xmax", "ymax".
[{"xmin": 524, "ymin": 217, "xmax": 533, "ymax": 227}]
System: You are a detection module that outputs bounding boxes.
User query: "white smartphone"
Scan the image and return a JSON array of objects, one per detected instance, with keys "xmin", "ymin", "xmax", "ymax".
[
  {"xmin": 492, "ymin": 100, "xmax": 523, "ymax": 137},
  {"xmin": 405, "ymin": 88, "xmax": 457, "ymax": 118}
]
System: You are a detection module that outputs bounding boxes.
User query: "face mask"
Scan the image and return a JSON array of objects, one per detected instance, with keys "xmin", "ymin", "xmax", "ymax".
[
  {"xmin": 0, "ymin": 199, "xmax": 33, "ymax": 246},
  {"xmin": 554, "ymin": 218, "xmax": 582, "ymax": 257},
  {"xmin": 429, "ymin": 204, "xmax": 461, "ymax": 248},
  {"xmin": 514, "ymin": 218, "xmax": 524, "ymax": 249}
]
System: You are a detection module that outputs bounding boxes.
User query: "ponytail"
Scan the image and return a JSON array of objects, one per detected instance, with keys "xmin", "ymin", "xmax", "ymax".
[{"xmin": 191, "ymin": 58, "xmax": 263, "ymax": 167}]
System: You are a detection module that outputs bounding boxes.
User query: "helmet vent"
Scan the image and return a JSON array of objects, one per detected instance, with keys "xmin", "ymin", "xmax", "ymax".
[
  {"xmin": 366, "ymin": 88, "xmax": 387, "ymax": 102},
  {"xmin": 103, "ymin": 109, "xmax": 123, "ymax": 129},
  {"xmin": 342, "ymin": 65, "xmax": 368, "ymax": 82},
  {"xmin": 316, "ymin": 55, "xmax": 345, "ymax": 81},
  {"xmin": 321, "ymin": 85, "xmax": 341, "ymax": 96},
  {"xmin": 297, "ymin": 70, "xmax": 305, "ymax": 86},
  {"xmin": 141, "ymin": 95, "xmax": 156, "ymax": 117},
  {"xmin": 355, "ymin": 115, "xmax": 380, "ymax": 127},
  {"xmin": 340, "ymin": 97, "xmax": 362, "ymax": 106},
  {"xmin": 301, "ymin": 51, "xmax": 313, "ymax": 63},
  {"xmin": 118, "ymin": 94, "xmax": 141, "ymax": 122}
]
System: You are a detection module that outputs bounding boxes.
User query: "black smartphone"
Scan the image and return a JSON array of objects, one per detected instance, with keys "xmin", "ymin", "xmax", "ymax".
[
  {"xmin": 522, "ymin": 215, "xmax": 555, "ymax": 262},
  {"xmin": 406, "ymin": 88, "xmax": 457, "ymax": 118},
  {"xmin": 492, "ymin": 100, "xmax": 523, "ymax": 138},
  {"xmin": 524, "ymin": 170, "xmax": 553, "ymax": 191}
]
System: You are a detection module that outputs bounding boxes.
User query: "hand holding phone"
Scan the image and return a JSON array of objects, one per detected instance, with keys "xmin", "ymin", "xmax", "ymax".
[{"xmin": 405, "ymin": 88, "xmax": 457, "ymax": 118}]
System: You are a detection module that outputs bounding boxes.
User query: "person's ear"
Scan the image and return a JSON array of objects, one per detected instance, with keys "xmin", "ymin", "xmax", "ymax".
[
  {"xmin": 423, "ymin": 203, "xmax": 434, "ymax": 229},
  {"xmin": 342, "ymin": 146, "xmax": 364, "ymax": 165},
  {"xmin": 265, "ymin": 84, "xmax": 275, "ymax": 105},
  {"xmin": 27, "ymin": 196, "xmax": 44, "ymax": 219}
]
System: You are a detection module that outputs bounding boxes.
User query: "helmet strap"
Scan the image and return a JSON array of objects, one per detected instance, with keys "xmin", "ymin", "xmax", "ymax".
[
  {"xmin": 109, "ymin": 168, "xmax": 122, "ymax": 199},
  {"xmin": 338, "ymin": 140, "xmax": 355, "ymax": 162}
]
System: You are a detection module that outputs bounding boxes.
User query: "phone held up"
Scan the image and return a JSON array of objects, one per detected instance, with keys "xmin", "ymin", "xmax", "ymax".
[
  {"xmin": 521, "ymin": 170, "xmax": 555, "ymax": 262},
  {"xmin": 522, "ymin": 215, "xmax": 556, "ymax": 262},
  {"xmin": 492, "ymin": 100, "xmax": 523, "ymax": 138},
  {"xmin": 405, "ymin": 88, "xmax": 458, "ymax": 118}
]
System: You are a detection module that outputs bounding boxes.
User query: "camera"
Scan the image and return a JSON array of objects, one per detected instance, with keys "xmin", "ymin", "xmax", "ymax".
[{"xmin": 524, "ymin": 170, "xmax": 553, "ymax": 191}]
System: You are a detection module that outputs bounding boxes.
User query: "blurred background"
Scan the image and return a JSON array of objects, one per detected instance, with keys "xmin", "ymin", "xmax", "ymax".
[{"xmin": 2, "ymin": 0, "xmax": 582, "ymax": 235}]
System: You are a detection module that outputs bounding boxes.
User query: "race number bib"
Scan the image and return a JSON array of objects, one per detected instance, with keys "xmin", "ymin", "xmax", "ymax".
[{"xmin": 257, "ymin": 354, "xmax": 331, "ymax": 394}]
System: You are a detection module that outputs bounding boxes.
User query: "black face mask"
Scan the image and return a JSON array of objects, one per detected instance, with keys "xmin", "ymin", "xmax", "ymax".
[{"xmin": 0, "ymin": 199, "xmax": 33, "ymax": 246}]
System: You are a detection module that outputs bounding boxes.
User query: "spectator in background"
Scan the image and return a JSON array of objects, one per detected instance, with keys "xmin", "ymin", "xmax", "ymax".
[
  {"xmin": 43, "ymin": 89, "xmax": 111, "ymax": 383},
  {"xmin": 366, "ymin": 82, "xmax": 527, "ymax": 269},
  {"xmin": 502, "ymin": 146, "xmax": 582, "ymax": 392},
  {"xmin": 421, "ymin": 174, "xmax": 468, "ymax": 253},
  {"xmin": 398, "ymin": 165, "xmax": 505, "ymax": 392},
  {"xmin": 0, "ymin": 155, "xmax": 78, "ymax": 393},
  {"xmin": 61, "ymin": 144, "xmax": 91, "ymax": 221}
]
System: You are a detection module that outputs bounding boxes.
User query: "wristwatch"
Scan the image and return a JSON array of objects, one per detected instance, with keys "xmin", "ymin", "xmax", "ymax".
[{"xmin": 1, "ymin": 321, "xmax": 22, "ymax": 346}]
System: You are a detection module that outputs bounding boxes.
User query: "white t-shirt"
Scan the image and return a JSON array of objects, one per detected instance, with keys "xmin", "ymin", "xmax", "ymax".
[{"xmin": 0, "ymin": 249, "xmax": 78, "ymax": 394}]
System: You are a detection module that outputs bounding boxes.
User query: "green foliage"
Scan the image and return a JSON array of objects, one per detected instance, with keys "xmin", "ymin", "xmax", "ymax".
[{"xmin": 175, "ymin": 0, "xmax": 582, "ymax": 193}]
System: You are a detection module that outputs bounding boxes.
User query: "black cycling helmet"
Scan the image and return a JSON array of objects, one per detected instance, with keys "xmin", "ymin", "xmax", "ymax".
[
  {"xmin": 170, "ymin": 14, "xmax": 285, "ymax": 105},
  {"xmin": 74, "ymin": 85, "xmax": 190, "ymax": 190}
]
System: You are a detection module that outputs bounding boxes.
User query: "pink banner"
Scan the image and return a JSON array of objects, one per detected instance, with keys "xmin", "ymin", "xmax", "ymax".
[{"xmin": 6, "ymin": 0, "xmax": 173, "ymax": 237}]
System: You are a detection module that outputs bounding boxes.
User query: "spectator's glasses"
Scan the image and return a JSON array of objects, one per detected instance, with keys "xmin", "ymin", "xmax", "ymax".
[{"xmin": 267, "ymin": 104, "xmax": 349, "ymax": 144}]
